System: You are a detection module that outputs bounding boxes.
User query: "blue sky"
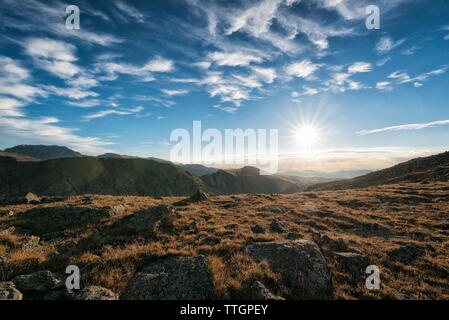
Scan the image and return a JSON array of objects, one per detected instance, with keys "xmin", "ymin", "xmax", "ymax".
[{"xmin": 0, "ymin": 0, "xmax": 448, "ymax": 171}]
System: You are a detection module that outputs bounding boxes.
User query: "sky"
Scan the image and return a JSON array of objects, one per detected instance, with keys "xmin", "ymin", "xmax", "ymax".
[{"xmin": 0, "ymin": 0, "xmax": 448, "ymax": 172}]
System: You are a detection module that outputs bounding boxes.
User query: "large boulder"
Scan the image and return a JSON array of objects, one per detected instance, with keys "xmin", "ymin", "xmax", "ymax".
[
  {"xmin": 246, "ymin": 240, "xmax": 333, "ymax": 299},
  {"xmin": 333, "ymin": 252, "xmax": 370, "ymax": 277},
  {"xmin": 12, "ymin": 270, "xmax": 63, "ymax": 292},
  {"xmin": 130, "ymin": 205, "xmax": 177, "ymax": 232},
  {"xmin": 0, "ymin": 282, "xmax": 23, "ymax": 300},
  {"xmin": 122, "ymin": 255, "xmax": 212, "ymax": 300},
  {"xmin": 251, "ymin": 281, "xmax": 284, "ymax": 300},
  {"xmin": 74, "ymin": 286, "xmax": 118, "ymax": 300}
]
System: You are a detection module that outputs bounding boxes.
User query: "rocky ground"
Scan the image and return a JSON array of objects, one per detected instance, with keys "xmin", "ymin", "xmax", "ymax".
[{"xmin": 1, "ymin": 182, "xmax": 448, "ymax": 300}]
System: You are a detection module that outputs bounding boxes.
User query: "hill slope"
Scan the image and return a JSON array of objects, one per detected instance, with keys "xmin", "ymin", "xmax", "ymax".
[
  {"xmin": 0, "ymin": 151, "xmax": 39, "ymax": 162},
  {"xmin": 0, "ymin": 156, "xmax": 204, "ymax": 199},
  {"xmin": 308, "ymin": 151, "xmax": 449, "ymax": 191},
  {"xmin": 201, "ymin": 166, "xmax": 307, "ymax": 195},
  {"xmin": 4, "ymin": 145, "xmax": 83, "ymax": 160}
]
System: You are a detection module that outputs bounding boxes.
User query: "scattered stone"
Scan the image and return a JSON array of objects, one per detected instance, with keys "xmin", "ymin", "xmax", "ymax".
[
  {"xmin": 259, "ymin": 206, "xmax": 288, "ymax": 214},
  {"xmin": 122, "ymin": 255, "xmax": 213, "ymax": 300},
  {"xmin": 389, "ymin": 244, "xmax": 426, "ymax": 264},
  {"xmin": 0, "ymin": 282, "xmax": 23, "ymax": 300},
  {"xmin": 25, "ymin": 192, "xmax": 40, "ymax": 204},
  {"xmin": 21, "ymin": 235, "xmax": 42, "ymax": 251},
  {"xmin": 312, "ymin": 233, "xmax": 348, "ymax": 251},
  {"xmin": 270, "ymin": 219, "xmax": 288, "ymax": 233},
  {"xmin": 74, "ymin": 286, "xmax": 118, "ymax": 300},
  {"xmin": 394, "ymin": 292, "xmax": 410, "ymax": 300},
  {"xmin": 333, "ymin": 252, "xmax": 370, "ymax": 275},
  {"xmin": 224, "ymin": 224, "xmax": 238, "ymax": 230},
  {"xmin": 251, "ymin": 281, "xmax": 284, "ymax": 300},
  {"xmin": 286, "ymin": 232, "xmax": 301, "ymax": 240},
  {"xmin": 106, "ymin": 204, "xmax": 128, "ymax": 217},
  {"xmin": 251, "ymin": 225, "xmax": 268, "ymax": 234},
  {"xmin": 91, "ymin": 228, "xmax": 102, "ymax": 240},
  {"xmin": 130, "ymin": 205, "xmax": 177, "ymax": 232},
  {"xmin": 189, "ymin": 190, "xmax": 209, "ymax": 202},
  {"xmin": 12, "ymin": 270, "xmax": 63, "ymax": 292},
  {"xmin": 0, "ymin": 256, "xmax": 7, "ymax": 265},
  {"xmin": 43, "ymin": 289, "xmax": 75, "ymax": 300},
  {"xmin": 0, "ymin": 210, "xmax": 14, "ymax": 217},
  {"xmin": 0, "ymin": 226, "xmax": 15, "ymax": 236},
  {"xmin": 246, "ymin": 240, "xmax": 333, "ymax": 299}
]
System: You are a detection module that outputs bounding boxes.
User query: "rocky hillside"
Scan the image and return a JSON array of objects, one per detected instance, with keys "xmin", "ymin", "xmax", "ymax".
[
  {"xmin": 0, "ymin": 152, "xmax": 39, "ymax": 162},
  {"xmin": 0, "ymin": 156, "xmax": 204, "ymax": 200},
  {"xmin": 308, "ymin": 151, "xmax": 449, "ymax": 191},
  {"xmin": 201, "ymin": 166, "xmax": 307, "ymax": 194},
  {"xmin": 3, "ymin": 145, "xmax": 83, "ymax": 160},
  {"xmin": 0, "ymin": 181, "xmax": 448, "ymax": 300}
]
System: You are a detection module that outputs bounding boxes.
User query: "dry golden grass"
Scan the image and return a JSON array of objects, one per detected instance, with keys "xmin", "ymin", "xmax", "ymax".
[{"xmin": 0, "ymin": 181, "xmax": 448, "ymax": 299}]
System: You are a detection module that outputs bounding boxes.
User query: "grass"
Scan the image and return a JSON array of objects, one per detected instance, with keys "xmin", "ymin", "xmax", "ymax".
[{"xmin": 0, "ymin": 181, "xmax": 448, "ymax": 299}]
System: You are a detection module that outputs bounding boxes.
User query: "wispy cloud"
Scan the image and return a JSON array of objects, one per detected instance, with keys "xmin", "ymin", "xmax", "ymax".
[
  {"xmin": 357, "ymin": 119, "xmax": 449, "ymax": 135},
  {"xmin": 375, "ymin": 36, "xmax": 406, "ymax": 54}
]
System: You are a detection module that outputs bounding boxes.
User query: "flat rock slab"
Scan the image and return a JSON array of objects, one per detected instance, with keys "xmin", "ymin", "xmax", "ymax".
[
  {"xmin": 246, "ymin": 240, "xmax": 333, "ymax": 299},
  {"xmin": 122, "ymin": 255, "xmax": 212, "ymax": 300},
  {"xmin": 74, "ymin": 286, "xmax": 118, "ymax": 300},
  {"xmin": 130, "ymin": 205, "xmax": 177, "ymax": 232},
  {"xmin": 12, "ymin": 270, "xmax": 63, "ymax": 292}
]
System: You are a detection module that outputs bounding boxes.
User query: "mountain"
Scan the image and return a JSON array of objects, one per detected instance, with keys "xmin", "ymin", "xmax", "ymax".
[
  {"xmin": 279, "ymin": 169, "xmax": 372, "ymax": 180},
  {"xmin": 0, "ymin": 151, "xmax": 39, "ymax": 162},
  {"xmin": 97, "ymin": 153, "xmax": 139, "ymax": 159},
  {"xmin": 177, "ymin": 164, "xmax": 218, "ymax": 176},
  {"xmin": 0, "ymin": 156, "xmax": 204, "ymax": 199},
  {"xmin": 200, "ymin": 166, "xmax": 307, "ymax": 195},
  {"xmin": 308, "ymin": 151, "xmax": 449, "ymax": 191},
  {"xmin": 4, "ymin": 145, "xmax": 83, "ymax": 160}
]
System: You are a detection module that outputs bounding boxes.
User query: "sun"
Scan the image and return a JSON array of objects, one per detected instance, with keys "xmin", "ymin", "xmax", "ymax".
[{"xmin": 295, "ymin": 125, "xmax": 320, "ymax": 148}]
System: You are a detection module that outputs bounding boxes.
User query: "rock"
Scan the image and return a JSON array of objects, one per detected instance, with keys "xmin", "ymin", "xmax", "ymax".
[
  {"xmin": 251, "ymin": 225, "xmax": 268, "ymax": 234},
  {"xmin": 333, "ymin": 252, "xmax": 370, "ymax": 276},
  {"xmin": 21, "ymin": 235, "xmax": 42, "ymax": 251},
  {"xmin": 0, "ymin": 256, "xmax": 7, "ymax": 265},
  {"xmin": 189, "ymin": 190, "xmax": 209, "ymax": 202},
  {"xmin": 12, "ymin": 270, "xmax": 63, "ymax": 292},
  {"xmin": 0, "ymin": 282, "xmax": 23, "ymax": 300},
  {"xmin": 130, "ymin": 205, "xmax": 177, "ymax": 232},
  {"xmin": 259, "ymin": 206, "xmax": 288, "ymax": 214},
  {"xmin": 91, "ymin": 228, "xmax": 102, "ymax": 240},
  {"xmin": 224, "ymin": 224, "xmax": 238, "ymax": 230},
  {"xmin": 312, "ymin": 233, "xmax": 348, "ymax": 251},
  {"xmin": 0, "ymin": 226, "xmax": 15, "ymax": 236},
  {"xmin": 270, "ymin": 219, "xmax": 288, "ymax": 233},
  {"xmin": 251, "ymin": 281, "xmax": 284, "ymax": 300},
  {"xmin": 0, "ymin": 210, "xmax": 14, "ymax": 217},
  {"xmin": 122, "ymin": 255, "xmax": 212, "ymax": 300},
  {"xmin": 246, "ymin": 240, "xmax": 333, "ymax": 299},
  {"xmin": 389, "ymin": 244, "xmax": 425, "ymax": 264},
  {"xmin": 106, "ymin": 204, "xmax": 128, "ymax": 217},
  {"xmin": 25, "ymin": 192, "xmax": 40, "ymax": 204},
  {"xmin": 43, "ymin": 289, "xmax": 75, "ymax": 300},
  {"xmin": 16, "ymin": 206, "xmax": 124, "ymax": 227},
  {"xmin": 286, "ymin": 232, "xmax": 301, "ymax": 240},
  {"xmin": 74, "ymin": 286, "xmax": 118, "ymax": 300}
]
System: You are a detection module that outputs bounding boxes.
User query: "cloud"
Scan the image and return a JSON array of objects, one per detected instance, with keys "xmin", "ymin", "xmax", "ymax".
[
  {"xmin": 113, "ymin": 1, "xmax": 145, "ymax": 23},
  {"xmin": 0, "ymin": 97, "xmax": 25, "ymax": 117},
  {"xmin": 66, "ymin": 99, "xmax": 102, "ymax": 108},
  {"xmin": 84, "ymin": 106, "xmax": 144, "ymax": 120},
  {"xmin": 209, "ymin": 52, "xmax": 263, "ymax": 67},
  {"xmin": 375, "ymin": 36, "xmax": 406, "ymax": 54},
  {"xmin": 357, "ymin": 119, "xmax": 449, "ymax": 135},
  {"xmin": 161, "ymin": 89, "xmax": 189, "ymax": 96},
  {"xmin": 285, "ymin": 60, "xmax": 320, "ymax": 78},
  {"xmin": 251, "ymin": 66, "xmax": 277, "ymax": 83},
  {"xmin": 348, "ymin": 62, "xmax": 372, "ymax": 73},
  {"xmin": 43, "ymin": 85, "xmax": 99, "ymax": 100},
  {"xmin": 142, "ymin": 57, "xmax": 174, "ymax": 72},
  {"xmin": 376, "ymin": 57, "xmax": 391, "ymax": 67},
  {"xmin": 376, "ymin": 81, "xmax": 393, "ymax": 91},
  {"xmin": 0, "ymin": 116, "xmax": 113, "ymax": 154},
  {"xmin": 25, "ymin": 38, "xmax": 80, "ymax": 79},
  {"xmin": 0, "ymin": 56, "xmax": 30, "ymax": 82}
]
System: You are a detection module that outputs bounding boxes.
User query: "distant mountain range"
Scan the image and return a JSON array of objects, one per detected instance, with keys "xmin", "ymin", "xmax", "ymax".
[
  {"xmin": 4, "ymin": 145, "xmax": 83, "ymax": 160},
  {"xmin": 2, "ymin": 144, "xmax": 448, "ymax": 197},
  {"xmin": 308, "ymin": 151, "xmax": 449, "ymax": 191}
]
